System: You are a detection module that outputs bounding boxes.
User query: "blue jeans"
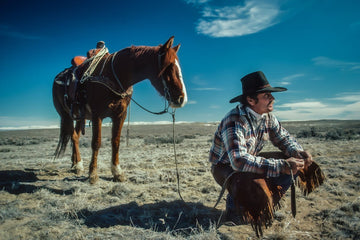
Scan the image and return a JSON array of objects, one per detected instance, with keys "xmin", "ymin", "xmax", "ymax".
[{"xmin": 268, "ymin": 172, "xmax": 298, "ymax": 195}]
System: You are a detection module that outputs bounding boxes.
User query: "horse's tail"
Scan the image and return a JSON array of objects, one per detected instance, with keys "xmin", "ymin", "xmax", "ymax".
[{"xmin": 54, "ymin": 115, "xmax": 73, "ymax": 159}]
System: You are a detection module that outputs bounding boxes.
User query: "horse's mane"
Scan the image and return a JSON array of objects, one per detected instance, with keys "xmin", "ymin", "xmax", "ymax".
[
  {"xmin": 111, "ymin": 46, "xmax": 159, "ymax": 67},
  {"xmin": 129, "ymin": 45, "xmax": 159, "ymax": 59}
]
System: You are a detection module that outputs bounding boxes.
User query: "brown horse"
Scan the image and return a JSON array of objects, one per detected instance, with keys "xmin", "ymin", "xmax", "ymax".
[{"xmin": 52, "ymin": 36, "xmax": 187, "ymax": 184}]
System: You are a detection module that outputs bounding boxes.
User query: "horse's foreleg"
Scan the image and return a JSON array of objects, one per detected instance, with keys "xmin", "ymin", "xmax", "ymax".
[
  {"xmin": 71, "ymin": 120, "xmax": 84, "ymax": 174},
  {"xmin": 111, "ymin": 115, "xmax": 127, "ymax": 182},
  {"xmin": 89, "ymin": 117, "xmax": 102, "ymax": 184}
]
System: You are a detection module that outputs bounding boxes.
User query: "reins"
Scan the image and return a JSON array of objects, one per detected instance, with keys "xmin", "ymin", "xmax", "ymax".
[
  {"xmin": 110, "ymin": 50, "xmax": 171, "ymax": 115},
  {"xmin": 109, "ymin": 49, "xmax": 184, "ymax": 201}
]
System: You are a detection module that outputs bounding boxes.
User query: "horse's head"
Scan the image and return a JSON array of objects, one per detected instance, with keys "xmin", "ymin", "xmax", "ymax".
[{"xmin": 155, "ymin": 36, "xmax": 187, "ymax": 108}]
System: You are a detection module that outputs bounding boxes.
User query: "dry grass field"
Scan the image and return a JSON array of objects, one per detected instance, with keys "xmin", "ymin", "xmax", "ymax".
[{"xmin": 0, "ymin": 120, "xmax": 359, "ymax": 239}]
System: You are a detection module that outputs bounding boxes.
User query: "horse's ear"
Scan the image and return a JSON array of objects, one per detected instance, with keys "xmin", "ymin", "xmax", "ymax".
[
  {"xmin": 161, "ymin": 36, "xmax": 174, "ymax": 52},
  {"xmin": 173, "ymin": 44, "xmax": 180, "ymax": 53}
]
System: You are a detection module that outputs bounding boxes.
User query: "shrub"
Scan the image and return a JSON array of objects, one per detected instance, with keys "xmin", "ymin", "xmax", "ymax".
[
  {"xmin": 325, "ymin": 129, "xmax": 358, "ymax": 140},
  {"xmin": 0, "ymin": 148, "xmax": 11, "ymax": 152},
  {"xmin": 325, "ymin": 129, "xmax": 343, "ymax": 140},
  {"xmin": 144, "ymin": 135, "xmax": 184, "ymax": 145},
  {"xmin": 297, "ymin": 127, "xmax": 359, "ymax": 140},
  {"xmin": 297, "ymin": 127, "xmax": 321, "ymax": 138},
  {"xmin": 0, "ymin": 137, "xmax": 51, "ymax": 146}
]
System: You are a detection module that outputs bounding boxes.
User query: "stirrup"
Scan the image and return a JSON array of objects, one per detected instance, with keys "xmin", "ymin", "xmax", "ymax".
[{"xmin": 70, "ymin": 103, "xmax": 82, "ymax": 120}]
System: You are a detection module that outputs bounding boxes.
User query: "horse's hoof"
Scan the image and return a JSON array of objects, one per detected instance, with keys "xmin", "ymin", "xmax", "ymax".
[
  {"xmin": 113, "ymin": 174, "xmax": 126, "ymax": 182},
  {"xmin": 89, "ymin": 174, "xmax": 99, "ymax": 184},
  {"xmin": 71, "ymin": 168, "xmax": 83, "ymax": 175},
  {"xmin": 70, "ymin": 168, "xmax": 83, "ymax": 175},
  {"xmin": 71, "ymin": 161, "xmax": 84, "ymax": 175}
]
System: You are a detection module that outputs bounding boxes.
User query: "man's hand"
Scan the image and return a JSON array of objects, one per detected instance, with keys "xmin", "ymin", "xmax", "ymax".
[
  {"xmin": 281, "ymin": 157, "xmax": 304, "ymax": 175},
  {"xmin": 299, "ymin": 151, "xmax": 313, "ymax": 168}
]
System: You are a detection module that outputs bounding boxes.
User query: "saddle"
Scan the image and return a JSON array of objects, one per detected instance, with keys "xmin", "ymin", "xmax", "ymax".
[
  {"xmin": 54, "ymin": 55, "xmax": 133, "ymax": 123},
  {"xmin": 87, "ymin": 48, "xmax": 102, "ymax": 58},
  {"xmin": 54, "ymin": 54, "xmax": 95, "ymax": 121},
  {"xmin": 54, "ymin": 67, "xmax": 84, "ymax": 121},
  {"xmin": 71, "ymin": 56, "xmax": 87, "ymax": 67}
]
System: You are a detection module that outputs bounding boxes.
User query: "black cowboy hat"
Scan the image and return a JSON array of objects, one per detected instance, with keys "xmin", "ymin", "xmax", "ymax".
[{"xmin": 229, "ymin": 71, "xmax": 287, "ymax": 103}]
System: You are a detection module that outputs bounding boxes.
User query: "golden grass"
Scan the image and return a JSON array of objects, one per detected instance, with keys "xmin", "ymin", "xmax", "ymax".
[{"xmin": 0, "ymin": 120, "xmax": 359, "ymax": 239}]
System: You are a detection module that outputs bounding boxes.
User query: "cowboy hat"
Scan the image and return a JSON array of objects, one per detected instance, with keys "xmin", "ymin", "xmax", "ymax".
[{"xmin": 230, "ymin": 71, "xmax": 287, "ymax": 103}]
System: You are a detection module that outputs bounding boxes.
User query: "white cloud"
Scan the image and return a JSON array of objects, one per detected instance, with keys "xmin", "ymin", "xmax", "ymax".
[
  {"xmin": 331, "ymin": 92, "xmax": 360, "ymax": 102},
  {"xmin": 277, "ymin": 73, "xmax": 305, "ymax": 86},
  {"xmin": 282, "ymin": 73, "xmax": 305, "ymax": 81},
  {"xmin": 279, "ymin": 81, "xmax": 291, "ymax": 86},
  {"xmin": 189, "ymin": 0, "xmax": 281, "ymax": 37},
  {"xmin": 312, "ymin": 56, "xmax": 360, "ymax": 71},
  {"xmin": 187, "ymin": 100, "xmax": 197, "ymax": 104},
  {"xmin": 275, "ymin": 97, "xmax": 360, "ymax": 120},
  {"xmin": 279, "ymin": 101, "xmax": 326, "ymax": 109}
]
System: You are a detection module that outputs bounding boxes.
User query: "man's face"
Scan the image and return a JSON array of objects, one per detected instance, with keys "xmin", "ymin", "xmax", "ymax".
[{"xmin": 248, "ymin": 92, "xmax": 275, "ymax": 114}]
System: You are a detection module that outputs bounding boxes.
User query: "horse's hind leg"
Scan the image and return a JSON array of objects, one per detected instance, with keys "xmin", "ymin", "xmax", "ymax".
[
  {"xmin": 71, "ymin": 120, "xmax": 84, "ymax": 174},
  {"xmin": 89, "ymin": 116, "xmax": 102, "ymax": 184},
  {"xmin": 111, "ymin": 115, "xmax": 127, "ymax": 182}
]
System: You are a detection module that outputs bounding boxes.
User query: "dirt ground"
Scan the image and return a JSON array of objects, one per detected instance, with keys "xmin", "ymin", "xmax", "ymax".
[{"xmin": 0, "ymin": 120, "xmax": 359, "ymax": 239}]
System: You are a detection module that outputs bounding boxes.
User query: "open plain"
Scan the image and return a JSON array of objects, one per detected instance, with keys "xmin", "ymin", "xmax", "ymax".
[{"xmin": 0, "ymin": 120, "xmax": 359, "ymax": 239}]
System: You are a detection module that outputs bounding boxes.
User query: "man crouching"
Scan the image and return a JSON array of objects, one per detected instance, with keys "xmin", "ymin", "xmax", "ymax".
[{"xmin": 209, "ymin": 71, "xmax": 324, "ymax": 236}]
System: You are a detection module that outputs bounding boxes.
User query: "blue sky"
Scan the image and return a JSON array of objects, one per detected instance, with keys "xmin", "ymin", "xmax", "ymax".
[{"xmin": 0, "ymin": 0, "xmax": 359, "ymax": 129}]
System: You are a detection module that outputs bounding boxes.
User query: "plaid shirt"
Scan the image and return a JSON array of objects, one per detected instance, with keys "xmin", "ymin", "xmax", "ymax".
[{"xmin": 209, "ymin": 105, "xmax": 304, "ymax": 178}]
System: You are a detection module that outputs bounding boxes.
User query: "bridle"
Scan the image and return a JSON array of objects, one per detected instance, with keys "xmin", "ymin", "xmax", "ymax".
[
  {"xmin": 110, "ymin": 50, "xmax": 172, "ymax": 115},
  {"xmin": 111, "ymin": 49, "xmax": 184, "ymax": 202},
  {"xmin": 157, "ymin": 52, "xmax": 172, "ymax": 104}
]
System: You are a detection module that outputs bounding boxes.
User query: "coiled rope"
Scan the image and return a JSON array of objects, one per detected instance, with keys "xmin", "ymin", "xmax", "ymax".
[{"xmin": 80, "ymin": 47, "xmax": 109, "ymax": 84}]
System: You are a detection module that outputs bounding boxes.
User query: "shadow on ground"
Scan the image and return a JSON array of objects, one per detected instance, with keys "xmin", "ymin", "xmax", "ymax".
[
  {"xmin": 0, "ymin": 170, "xmax": 76, "ymax": 195},
  {"xmin": 77, "ymin": 200, "xmax": 222, "ymax": 234}
]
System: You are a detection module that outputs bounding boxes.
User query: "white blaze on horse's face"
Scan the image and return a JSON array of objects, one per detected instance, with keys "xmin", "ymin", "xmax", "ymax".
[{"xmin": 170, "ymin": 59, "xmax": 187, "ymax": 108}]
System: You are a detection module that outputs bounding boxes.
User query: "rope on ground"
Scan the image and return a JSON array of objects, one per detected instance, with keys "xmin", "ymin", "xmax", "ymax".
[{"xmin": 171, "ymin": 109, "xmax": 185, "ymax": 202}]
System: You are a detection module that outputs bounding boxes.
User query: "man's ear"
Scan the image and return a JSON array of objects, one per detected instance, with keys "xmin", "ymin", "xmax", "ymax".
[{"xmin": 247, "ymin": 96, "xmax": 256, "ymax": 106}]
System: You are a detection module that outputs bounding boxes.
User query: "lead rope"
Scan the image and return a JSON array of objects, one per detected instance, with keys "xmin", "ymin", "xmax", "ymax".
[
  {"xmin": 171, "ymin": 109, "xmax": 185, "ymax": 202},
  {"xmin": 284, "ymin": 161, "xmax": 296, "ymax": 218},
  {"xmin": 110, "ymin": 49, "xmax": 182, "ymax": 200},
  {"xmin": 125, "ymin": 103, "xmax": 184, "ymax": 202},
  {"xmin": 126, "ymin": 101, "xmax": 131, "ymax": 147},
  {"xmin": 213, "ymin": 171, "xmax": 237, "ymax": 209},
  {"xmin": 111, "ymin": 51, "xmax": 170, "ymax": 115}
]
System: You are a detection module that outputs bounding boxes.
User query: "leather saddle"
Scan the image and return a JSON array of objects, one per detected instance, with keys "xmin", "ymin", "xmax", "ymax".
[
  {"xmin": 54, "ymin": 67, "xmax": 82, "ymax": 118},
  {"xmin": 71, "ymin": 56, "xmax": 87, "ymax": 67}
]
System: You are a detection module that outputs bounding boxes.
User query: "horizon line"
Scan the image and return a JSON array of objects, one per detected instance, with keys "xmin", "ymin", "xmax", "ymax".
[{"xmin": 0, "ymin": 119, "xmax": 358, "ymax": 131}]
